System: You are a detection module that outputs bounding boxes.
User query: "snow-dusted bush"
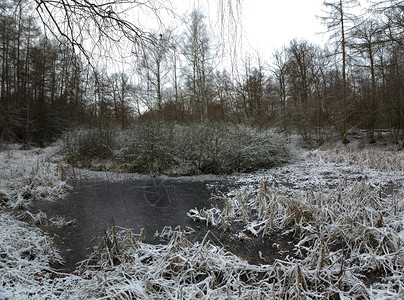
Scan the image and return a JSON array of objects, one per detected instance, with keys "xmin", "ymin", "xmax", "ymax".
[
  {"xmin": 64, "ymin": 122, "xmax": 292, "ymax": 175},
  {"xmin": 54, "ymin": 225, "xmax": 285, "ymax": 299},
  {"xmin": 175, "ymin": 123, "xmax": 291, "ymax": 174},
  {"xmin": 119, "ymin": 122, "xmax": 179, "ymax": 173},
  {"xmin": 65, "ymin": 128, "xmax": 116, "ymax": 161}
]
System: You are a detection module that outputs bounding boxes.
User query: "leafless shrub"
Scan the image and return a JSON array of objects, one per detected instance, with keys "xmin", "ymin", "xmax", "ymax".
[{"xmin": 64, "ymin": 123, "xmax": 292, "ymax": 175}]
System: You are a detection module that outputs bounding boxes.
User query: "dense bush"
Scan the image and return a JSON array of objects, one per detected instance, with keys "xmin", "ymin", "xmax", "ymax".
[{"xmin": 64, "ymin": 123, "xmax": 292, "ymax": 175}]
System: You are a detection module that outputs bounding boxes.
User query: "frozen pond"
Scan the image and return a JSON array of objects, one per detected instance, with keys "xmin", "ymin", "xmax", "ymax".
[
  {"xmin": 30, "ymin": 171, "xmax": 229, "ymax": 271},
  {"xmin": 29, "ymin": 147, "xmax": 404, "ymax": 273}
]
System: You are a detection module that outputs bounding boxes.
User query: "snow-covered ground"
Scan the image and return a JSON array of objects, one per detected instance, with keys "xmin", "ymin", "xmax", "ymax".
[{"xmin": 1, "ymin": 141, "xmax": 404, "ymax": 299}]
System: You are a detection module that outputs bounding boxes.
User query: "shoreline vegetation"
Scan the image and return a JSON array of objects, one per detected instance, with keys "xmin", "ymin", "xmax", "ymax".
[{"xmin": 63, "ymin": 123, "xmax": 292, "ymax": 175}]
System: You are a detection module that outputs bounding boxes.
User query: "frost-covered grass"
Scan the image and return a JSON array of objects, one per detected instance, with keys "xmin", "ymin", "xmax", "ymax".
[
  {"xmin": 0, "ymin": 144, "xmax": 71, "ymax": 299},
  {"xmin": 2, "ymin": 141, "xmax": 404, "ymax": 299},
  {"xmin": 64, "ymin": 226, "xmax": 278, "ymax": 299},
  {"xmin": 310, "ymin": 146, "xmax": 404, "ymax": 171},
  {"xmin": 0, "ymin": 145, "xmax": 70, "ymax": 209},
  {"xmin": 189, "ymin": 145, "xmax": 404, "ymax": 299},
  {"xmin": 0, "ymin": 213, "xmax": 64, "ymax": 299},
  {"xmin": 64, "ymin": 123, "xmax": 291, "ymax": 175}
]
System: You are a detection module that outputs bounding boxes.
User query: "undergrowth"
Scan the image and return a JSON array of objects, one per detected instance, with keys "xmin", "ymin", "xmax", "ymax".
[{"xmin": 63, "ymin": 122, "xmax": 292, "ymax": 175}]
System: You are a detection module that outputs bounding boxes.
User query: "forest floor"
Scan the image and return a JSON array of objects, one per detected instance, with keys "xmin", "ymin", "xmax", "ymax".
[{"xmin": 1, "ymin": 133, "xmax": 404, "ymax": 299}]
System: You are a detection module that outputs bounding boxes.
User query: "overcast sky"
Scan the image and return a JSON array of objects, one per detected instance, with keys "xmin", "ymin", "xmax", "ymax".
[
  {"xmin": 241, "ymin": 0, "xmax": 327, "ymax": 53},
  {"xmin": 169, "ymin": 0, "xmax": 329, "ymax": 60}
]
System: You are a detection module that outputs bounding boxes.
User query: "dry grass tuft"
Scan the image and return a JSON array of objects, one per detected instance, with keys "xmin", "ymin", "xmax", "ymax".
[{"xmin": 189, "ymin": 146, "xmax": 404, "ymax": 298}]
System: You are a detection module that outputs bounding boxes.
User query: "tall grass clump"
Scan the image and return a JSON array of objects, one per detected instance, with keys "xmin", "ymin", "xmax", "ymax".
[
  {"xmin": 0, "ymin": 144, "xmax": 73, "ymax": 299},
  {"xmin": 0, "ymin": 146, "xmax": 70, "ymax": 209},
  {"xmin": 0, "ymin": 213, "xmax": 64, "ymax": 298},
  {"xmin": 188, "ymin": 145, "xmax": 404, "ymax": 299},
  {"xmin": 189, "ymin": 179, "xmax": 404, "ymax": 298},
  {"xmin": 310, "ymin": 147, "xmax": 404, "ymax": 171},
  {"xmin": 64, "ymin": 122, "xmax": 292, "ymax": 175},
  {"xmin": 65, "ymin": 225, "xmax": 278, "ymax": 299}
]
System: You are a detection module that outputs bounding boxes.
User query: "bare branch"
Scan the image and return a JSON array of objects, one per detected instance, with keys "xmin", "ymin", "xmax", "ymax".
[{"xmin": 33, "ymin": 0, "xmax": 174, "ymax": 66}]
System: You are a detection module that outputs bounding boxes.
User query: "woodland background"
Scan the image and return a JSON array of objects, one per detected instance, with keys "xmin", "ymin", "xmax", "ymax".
[{"xmin": 0, "ymin": 0, "xmax": 403, "ymax": 146}]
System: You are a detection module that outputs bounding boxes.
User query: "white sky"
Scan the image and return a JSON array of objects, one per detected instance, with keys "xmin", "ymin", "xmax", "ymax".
[
  {"xmin": 241, "ymin": 0, "xmax": 328, "ymax": 54},
  {"xmin": 170, "ymin": 0, "xmax": 329, "ymax": 62}
]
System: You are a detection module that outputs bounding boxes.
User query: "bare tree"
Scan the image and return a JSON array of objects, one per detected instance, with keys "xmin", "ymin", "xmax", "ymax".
[
  {"xmin": 182, "ymin": 10, "xmax": 214, "ymax": 121},
  {"xmin": 371, "ymin": 0, "xmax": 404, "ymax": 46},
  {"xmin": 239, "ymin": 55, "xmax": 266, "ymax": 123},
  {"xmin": 284, "ymin": 40, "xmax": 323, "ymax": 140},
  {"xmin": 137, "ymin": 30, "xmax": 173, "ymax": 113},
  {"xmin": 350, "ymin": 18, "xmax": 384, "ymax": 142},
  {"xmin": 272, "ymin": 48, "xmax": 289, "ymax": 131},
  {"xmin": 369, "ymin": 0, "xmax": 404, "ymax": 144},
  {"xmin": 211, "ymin": 69, "xmax": 235, "ymax": 122},
  {"xmin": 110, "ymin": 72, "xmax": 131, "ymax": 128},
  {"xmin": 321, "ymin": 0, "xmax": 359, "ymax": 143},
  {"xmin": 32, "ymin": 1, "xmax": 243, "ymax": 65}
]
